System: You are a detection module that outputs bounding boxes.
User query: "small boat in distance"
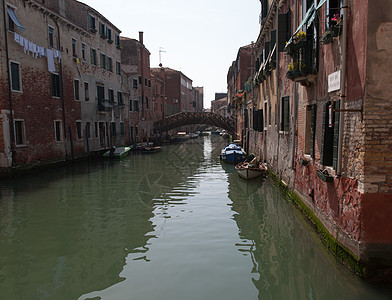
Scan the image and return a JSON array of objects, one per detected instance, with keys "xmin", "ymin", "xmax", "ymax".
[
  {"xmin": 235, "ymin": 160, "xmax": 268, "ymax": 180},
  {"xmin": 171, "ymin": 132, "xmax": 190, "ymax": 142},
  {"xmin": 220, "ymin": 143, "xmax": 246, "ymax": 164},
  {"xmin": 142, "ymin": 146, "xmax": 162, "ymax": 154},
  {"xmin": 103, "ymin": 146, "xmax": 131, "ymax": 158}
]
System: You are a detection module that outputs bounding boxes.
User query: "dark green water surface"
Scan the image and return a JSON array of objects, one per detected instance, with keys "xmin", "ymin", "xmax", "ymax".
[{"xmin": 1, "ymin": 136, "xmax": 391, "ymax": 299}]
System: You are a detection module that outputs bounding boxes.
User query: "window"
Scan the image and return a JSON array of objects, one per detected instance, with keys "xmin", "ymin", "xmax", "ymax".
[
  {"xmin": 118, "ymin": 91, "xmax": 123, "ymax": 106},
  {"xmin": 51, "ymin": 73, "xmax": 60, "ymax": 97},
  {"xmin": 321, "ymin": 101, "xmax": 340, "ymax": 168},
  {"xmin": 54, "ymin": 120, "xmax": 62, "ymax": 142},
  {"xmin": 74, "ymin": 79, "xmax": 80, "ymax": 100},
  {"xmin": 107, "ymin": 57, "xmax": 113, "ymax": 72},
  {"xmin": 146, "ymin": 96, "xmax": 149, "ymax": 109},
  {"xmin": 95, "ymin": 122, "xmax": 98, "ymax": 138},
  {"xmin": 261, "ymin": 0, "xmax": 268, "ymax": 19},
  {"xmin": 116, "ymin": 61, "xmax": 121, "ymax": 75},
  {"xmin": 90, "ymin": 48, "xmax": 97, "ymax": 65},
  {"xmin": 305, "ymin": 104, "xmax": 317, "ymax": 157},
  {"xmin": 14, "ymin": 120, "xmax": 25, "ymax": 145},
  {"xmin": 88, "ymin": 14, "xmax": 96, "ymax": 32},
  {"xmin": 326, "ymin": 0, "xmax": 342, "ymax": 29},
  {"xmin": 72, "ymin": 38, "xmax": 77, "ymax": 56},
  {"xmin": 99, "ymin": 22, "xmax": 105, "ymax": 38},
  {"xmin": 81, "ymin": 43, "xmax": 86, "ymax": 60},
  {"xmin": 76, "ymin": 121, "xmax": 82, "ymax": 140},
  {"xmin": 100, "ymin": 53, "xmax": 106, "ymax": 69},
  {"xmin": 138, "ymin": 75, "xmax": 142, "ymax": 84},
  {"xmin": 281, "ymin": 96, "xmax": 290, "ymax": 132},
  {"xmin": 145, "ymin": 78, "xmax": 147, "ymax": 87},
  {"xmin": 10, "ymin": 61, "xmax": 21, "ymax": 92},
  {"xmin": 133, "ymin": 79, "xmax": 138, "ymax": 89},
  {"xmin": 134, "ymin": 99, "xmax": 139, "ymax": 112},
  {"xmin": 106, "ymin": 28, "xmax": 112, "ymax": 42},
  {"xmin": 120, "ymin": 122, "xmax": 125, "ymax": 136},
  {"xmin": 108, "ymin": 89, "xmax": 114, "ymax": 102},
  {"xmin": 86, "ymin": 122, "xmax": 91, "ymax": 139},
  {"xmin": 84, "ymin": 82, "xmax": 89, "ymax": 101},
  {"xmin": 48, "ymin": 26, "xmax": 54, "ymax": 48},
  {"xmin": 148, "ymin": 79, "xmax": 151, "ymax": 88},
  {"xmin": 129, "ymin": 98, "xmax": 133, "ymax": 112},
  {"xmin": 115, "ymin": 34, "xmax": 120, "ymax": 48}
]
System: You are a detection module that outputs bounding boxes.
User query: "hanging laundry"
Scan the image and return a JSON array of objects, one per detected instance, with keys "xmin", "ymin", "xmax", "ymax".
[
  {"xmin": 47, "ymin": 49, "xmax": 56, "ymax": 73},
  {"xmin": 23, "ymin": 38, "xmax": 28, "ymax": 54},
  {"xmin": 19, "ymin": 36, "xmax": 24, "ymax": 47},
  {"xmin": 14, "ymin": 32, "xmax": 20, "ymax": 44},
  {"xmin": 54, "ymin": 50, "xmax": 61, "ymax": 63}
]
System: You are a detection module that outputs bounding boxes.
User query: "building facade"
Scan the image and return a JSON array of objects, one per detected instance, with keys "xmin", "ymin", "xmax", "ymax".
[
  {"xmin": 0, "ymin": 0, "xmax": 124, "ymax": 170},
  {"xmin": 230, "ymin": 0, "xmax": 392, "ymax": 278}
]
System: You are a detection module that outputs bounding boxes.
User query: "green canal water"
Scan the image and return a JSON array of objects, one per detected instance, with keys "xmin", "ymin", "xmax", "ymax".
[{"xmin": 0, "ymin": 136, "xmax": 391, "ymax": 300}]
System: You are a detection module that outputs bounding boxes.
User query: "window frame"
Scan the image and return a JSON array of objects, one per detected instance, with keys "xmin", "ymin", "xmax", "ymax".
[
  {"xmin": 74, "ymin": 79, "xmax": 80, "ymax": 101},
  {"xmin": 54, "ymin": 120, "xmax": 63, "ymax": 142},
  {"xmin": 84, "ymin": 82, "xmax": 89, "ymax": 101},
  {"xmin": 280, "ymin": 96, "xmax": 290, "ymax": 132},
  {"xmin": 51, "ymin": 73, "xmax": 61, "ymax": 98},
  {"xmin": 10, "ymin": 60, "xmax": 22, "ymax": 92},
  {"xmin": 90, "ymin": 47, "xmax": 97, "ymax": 66},
  {"xmin": 48, "ymin": 26, "xmax": 54, "ymax": 48},
  {"xmin": 116, "ymin": 61, "xmax": 121, "ymax": 75},
  {"xmin": 14, "ymin": 119, "xmax": 26, "ymax": 146},
  {"xmin": 81, "ymin": 43, "xmax": 86, "ymax": 60},
  {"xmin": 88, "ymin": 14, "xmax": 96, "ymax": 32},
  {"xmin": 76, "ymin": 121, "xmax": 82, "ymax": 140}
]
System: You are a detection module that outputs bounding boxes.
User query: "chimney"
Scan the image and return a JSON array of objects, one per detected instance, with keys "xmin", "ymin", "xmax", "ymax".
[{"xmin": 139, "ymin": 31, "xmax": 144, "ymax": 45}]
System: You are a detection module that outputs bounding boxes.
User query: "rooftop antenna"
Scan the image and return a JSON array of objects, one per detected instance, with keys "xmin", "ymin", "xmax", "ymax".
[{"xmin": 159, "ymin": 47, "xmax": 166, "ymax": 67}]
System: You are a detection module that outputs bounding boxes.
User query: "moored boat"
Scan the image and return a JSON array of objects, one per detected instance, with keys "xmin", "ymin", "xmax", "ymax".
[
  {"xmin": 171, "ymin": 132, "xmax": 190, "ymax": 142},
  {"xmin": 103, "ymin": 146, "xmax": 131, "ymax": 158},
  {"xmin": 142, "ymin": 146, "xmax": 162, "ymax": 154},
  {"xmin": 220, "ymin": 143, "xmax": 247, "ymax": 164},
  {"xmin": 235, "ymin": 161, "xmax": 268, "ymax": 180}
]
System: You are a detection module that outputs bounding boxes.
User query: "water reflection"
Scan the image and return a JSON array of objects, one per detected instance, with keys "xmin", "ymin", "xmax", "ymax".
[{"xmin": 226, "ymin": 168, "xmax": 391, "ymax": 299}]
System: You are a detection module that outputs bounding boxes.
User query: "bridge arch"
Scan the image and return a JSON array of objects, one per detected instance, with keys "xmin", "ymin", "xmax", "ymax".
[{"xmin": 153, "ymin": 112, "xmax": 235, "ymax": 134}]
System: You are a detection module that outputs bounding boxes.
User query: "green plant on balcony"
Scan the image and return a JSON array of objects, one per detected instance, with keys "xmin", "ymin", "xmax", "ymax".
[
  {"xmin": 322, "ymin": 16, "xmax": 343, "ymax": 45},
  {"xmin": 286, "ymin": 61, "xmax": 301, "ymax": 79}
]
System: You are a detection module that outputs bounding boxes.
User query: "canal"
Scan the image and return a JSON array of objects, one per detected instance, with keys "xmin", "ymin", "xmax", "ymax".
[{"xmin": 0, "ymin": 136, "xmax": 391, "ymax": 299}]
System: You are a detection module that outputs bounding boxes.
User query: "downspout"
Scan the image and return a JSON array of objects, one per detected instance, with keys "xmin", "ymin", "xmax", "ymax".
[
  {"xmin": 2, "ymin": 0, "xmax": 15, "ymax": 166},
  {"xmin": 337, "ymin": 0, "xmax": 348, "ymax": 175},
  {"xmin": 291, "ymin": 0, "xmax": 299, "ymax": 172},
  {"xmin": 51, "ymin": 15, "xmax": 68, "ymax": 158},
  {"xmin": 275, "ymin": 0, "xmax": 281, "ymax": 174}
]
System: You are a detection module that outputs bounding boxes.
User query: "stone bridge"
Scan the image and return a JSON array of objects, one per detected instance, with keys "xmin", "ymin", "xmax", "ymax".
[{"xmin": 153, "ymin": 112, "xmax": 235, "ymax": 134}]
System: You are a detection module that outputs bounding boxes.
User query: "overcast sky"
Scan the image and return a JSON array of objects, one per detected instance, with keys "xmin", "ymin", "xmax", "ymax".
[{"xmin": 79, "ymin": 0, "xmax": 261, "ymax": 108}]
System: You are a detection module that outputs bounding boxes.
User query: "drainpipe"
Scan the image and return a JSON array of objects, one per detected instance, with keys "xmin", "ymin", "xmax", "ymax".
[
  {"xmin": 2, "ymin": 0, "xmax": 15, "ymax": 167},
  {"xmin": 51, "ymin": 15, "xmax": 68, "ymax": 158},
  {"xmin": 337, "ymin": 0, "xmax": 348, "ymax": 175},
  {"xmin": 291, "ymin": 0, "xmax": 299, "ymax": 171}
]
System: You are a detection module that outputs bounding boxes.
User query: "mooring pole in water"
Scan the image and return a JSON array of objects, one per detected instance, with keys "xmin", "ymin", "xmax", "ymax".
[{"xmin": 69, "ymin": 125, "xmax": 74, "ymax": 160}]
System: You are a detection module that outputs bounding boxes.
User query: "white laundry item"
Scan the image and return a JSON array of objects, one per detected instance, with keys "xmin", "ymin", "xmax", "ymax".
[
  {"xmin": 14, "ymin": 32, "xmax": 20, "ymax": 44},
  {"xmin": 19, "ymin": 36, "xmax": 24, "ymax": 47},
  {"xmin": 47, "ymin": 49, "xmax": 56, "ymax": 73},
  {"xmin": 23, "ymin": 38, "xmax": 28, "ymax": 53}
]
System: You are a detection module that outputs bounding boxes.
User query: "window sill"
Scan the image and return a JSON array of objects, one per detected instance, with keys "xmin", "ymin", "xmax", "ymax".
[
  {"xmin": 15, "ymin": 144, "xmax": 27, "ymax": 148},
  {"xmin": 11, "ymin": 89, "xmax": 23, "ymax": 94}
]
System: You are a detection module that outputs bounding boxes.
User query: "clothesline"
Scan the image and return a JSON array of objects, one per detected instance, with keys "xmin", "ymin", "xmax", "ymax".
[{"xmin": 14, "ymin": 32, "xmax": 61, "ymax": 73}]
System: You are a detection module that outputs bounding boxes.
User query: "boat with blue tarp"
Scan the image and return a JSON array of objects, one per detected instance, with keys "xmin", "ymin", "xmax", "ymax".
[{"xmin": 220, "ymin": 143, "xmax": 246, "ymax": 164}]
